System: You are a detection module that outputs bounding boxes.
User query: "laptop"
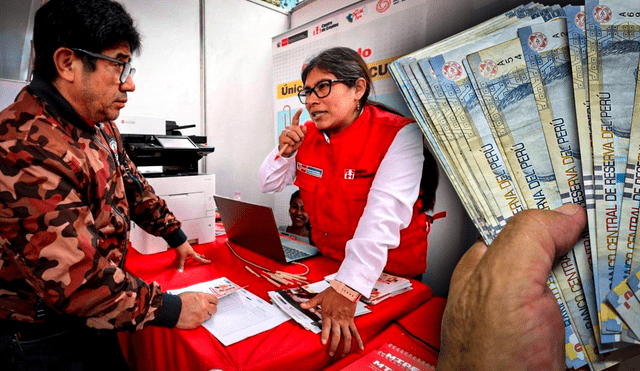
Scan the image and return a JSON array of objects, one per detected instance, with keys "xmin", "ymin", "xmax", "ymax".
[{"xmin": 214, "ymin": 195, "xmax": 319, "ymax": 264}]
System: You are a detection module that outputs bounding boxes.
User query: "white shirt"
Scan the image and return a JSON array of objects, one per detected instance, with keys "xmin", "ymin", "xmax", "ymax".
[{"xmin": 258, "ymin": 122, "xmax": 424, "ymax": 296}]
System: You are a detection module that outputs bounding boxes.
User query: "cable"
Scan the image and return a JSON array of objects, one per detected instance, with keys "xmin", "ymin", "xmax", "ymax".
[
  {"xmin": 290, "ymin": 261, "xmax": 310, "ymax": 276},
  {"xmin": 225, "ymin": 240, "xmax": 273, "ymax": 273},
  {"xmin": 224, "ymin": 240, "xmax": 310, "ymax": 276}
]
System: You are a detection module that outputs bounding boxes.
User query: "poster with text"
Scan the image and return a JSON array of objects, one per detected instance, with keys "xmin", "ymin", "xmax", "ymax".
[{"xmin": 272, "ymin": 0, "xmax": 430, "ymax": 136}]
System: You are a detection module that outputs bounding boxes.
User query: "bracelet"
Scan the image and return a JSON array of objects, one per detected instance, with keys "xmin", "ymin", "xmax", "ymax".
[{"xmin": 329, "ymin": 280, "xmax": 361, "ymax": 302}]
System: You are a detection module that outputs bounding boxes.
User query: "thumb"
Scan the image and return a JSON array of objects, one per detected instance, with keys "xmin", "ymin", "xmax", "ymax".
[
  {"xmin": 489, "ymin": 203, "xmax": 586, "ymax": 264},
  {"xmin": 481, "ymin": 203, "xmax": 586, "ymax": 286},
  {"xmin": 176, "ymin": 255, "xmax": 186, "ymax": 273},
  {"xmin": 448, "ymin": 240, "xmax": 487, "ymax": 302},
  {"xmin": 301, "ymin": 295, "xmax": 321, "ymax": 309}
]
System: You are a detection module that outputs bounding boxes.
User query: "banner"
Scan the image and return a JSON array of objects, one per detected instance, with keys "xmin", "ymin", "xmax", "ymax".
[{"xmin": 272, "ymin": 0, "xmax": 431, "ymax": 134}]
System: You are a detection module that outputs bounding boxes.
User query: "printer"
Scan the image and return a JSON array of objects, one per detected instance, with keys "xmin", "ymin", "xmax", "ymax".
[{"xmin": 117, "ymin": 116, "xmax": 216, "ymax": 254}]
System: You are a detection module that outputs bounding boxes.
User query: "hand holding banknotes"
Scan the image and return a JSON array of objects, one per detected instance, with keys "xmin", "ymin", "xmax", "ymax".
[
  {"xmin": 436, "ymin": 204, "xmax": 587, "ymax": 371},
  {"xmin": 276, "ymin": 108, "xmax": 306, "ymax": 159}
]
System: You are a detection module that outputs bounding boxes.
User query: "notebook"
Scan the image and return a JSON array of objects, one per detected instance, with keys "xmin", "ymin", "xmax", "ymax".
[{"xmin": 214, "ymin": 195, "xmax": 319, "ymax": 263}]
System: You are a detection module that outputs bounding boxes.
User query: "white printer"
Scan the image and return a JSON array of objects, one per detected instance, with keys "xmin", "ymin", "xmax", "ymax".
[
  {"xmin": 129, "ymin": 174, "xmax": 216, "ymax": 254},
  {"xmin": 118, "ymin": 116, "xmax": 216, "ymax": 254}
]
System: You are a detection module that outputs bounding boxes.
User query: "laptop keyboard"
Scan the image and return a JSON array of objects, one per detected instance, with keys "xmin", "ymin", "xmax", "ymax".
[{"xmin": 282, "ymin": 245, "xmax": 311, "ymax": 260}]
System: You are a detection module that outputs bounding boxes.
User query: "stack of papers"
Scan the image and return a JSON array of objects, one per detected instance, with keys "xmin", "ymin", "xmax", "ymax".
[
  {"xmin": 169, "ymin": 277, "xmax": 289, "ymax": 346},
  {"xmin": 268, "ymin": 280, "xmax": 371, "ymax": 334},
  {"xmin": 325, "ymin": 273, "xmax": 413, "ymax": 305}
]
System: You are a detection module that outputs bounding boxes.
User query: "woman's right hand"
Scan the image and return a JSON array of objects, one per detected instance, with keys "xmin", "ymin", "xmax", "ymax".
[{"xmin": 278, "ymin": 108, "xmax": 306, "ymax": 158}]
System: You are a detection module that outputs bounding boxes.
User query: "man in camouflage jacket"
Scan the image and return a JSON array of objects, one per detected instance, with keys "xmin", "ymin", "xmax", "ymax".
[{"xmin": 0, "ymin": 1, "xmax": 218, "ymax": 369}]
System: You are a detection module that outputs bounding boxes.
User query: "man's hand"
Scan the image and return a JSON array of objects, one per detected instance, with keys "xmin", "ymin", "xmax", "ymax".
[
  {"xmin": 301, "ymin": 287, "xmax": 364, "ymax": 357},
  {"xmin": 175, "ymin": 241, "xmax": 210, "ymax": 272},
  {"xmin": 436, "ymin": 203, "xmax": 587, "ymax": 371},
  {"xmin": 175, "ymin": 292, "xmax": 219, "ymax": 329}
]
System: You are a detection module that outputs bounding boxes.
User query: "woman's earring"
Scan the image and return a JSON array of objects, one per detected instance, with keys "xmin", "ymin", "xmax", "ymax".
[{"xmin": 356, "ymin": 101, "xmax": 360, "ymax": 111}]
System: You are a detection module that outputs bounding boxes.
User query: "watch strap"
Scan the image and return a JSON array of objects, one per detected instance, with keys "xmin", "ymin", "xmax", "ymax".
[{"xmin": 330, "ymin": 280, "xmax": 361, "ymax": 302}]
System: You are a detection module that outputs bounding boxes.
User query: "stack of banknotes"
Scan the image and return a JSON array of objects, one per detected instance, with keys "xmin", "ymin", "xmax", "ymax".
[{"xmin": 389, "ymin": 1, "xmax": 640, "ymax": 369}]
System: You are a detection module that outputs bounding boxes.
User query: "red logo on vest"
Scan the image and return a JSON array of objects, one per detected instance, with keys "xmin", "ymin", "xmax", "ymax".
[
  {"xmin": 344, "ymin": 169, "xmax": 355, "ymax": 180},
  {"xmin": 343, "ymin": 169, "xmax": 375, "ymax": 180}
]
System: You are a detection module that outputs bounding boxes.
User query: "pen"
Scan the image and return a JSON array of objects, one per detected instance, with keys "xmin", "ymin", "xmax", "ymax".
[
  {"xmin": 276, "ymin": 271, "xmax": 307, "ymax": 284},
  {"xmin": 245, "ymin": 265, "xmax": 261, "ymax": 278},
  {"xmin": 266, "ymin": 272, "xmax": 291, "ymax": 286},
  {"xmin": 274, "ymin": 144, "xmax": 289, "ymax": 161},
  {"xmin": 261, "ymin": 273, "xmax": 281, "ymax": 288}
]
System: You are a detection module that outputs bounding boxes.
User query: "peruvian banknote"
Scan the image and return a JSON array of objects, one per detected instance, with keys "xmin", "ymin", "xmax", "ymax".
[
  {"xmin": 425, "ymin": 17, "xmax": 551, "ymax": 231},
  {"xmin": 465, "ymin": 36, "xmax": 604, "ymax": 366},
  {"xmin": 586, "ymin": 0, "xmax": 640, "ymax": 344}
]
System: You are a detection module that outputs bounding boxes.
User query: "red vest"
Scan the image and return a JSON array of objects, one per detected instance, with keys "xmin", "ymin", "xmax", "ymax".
[{"xmin": 294, "ymin": 105, "xmax": 428, "ymax": 277}]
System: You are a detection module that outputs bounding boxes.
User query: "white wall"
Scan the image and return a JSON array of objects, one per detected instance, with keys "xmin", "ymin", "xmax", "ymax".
[
  {"xmin": 204, "ymin": 0, "xmax": 288, "ymax": 204},
  {"xmin": 0, "ymin": 79, "xmax": 27, "ymax": 111},
  {"xmin": 0, "ymin": 0, "xmax": 38, "ymax": 81},
  {"xmin": 116, "ymin": 0, "xmax": 289, "ymax": 208},
  {"xmin": 118, "ymin": 0, "xmax": 202, "ymax": 136}
]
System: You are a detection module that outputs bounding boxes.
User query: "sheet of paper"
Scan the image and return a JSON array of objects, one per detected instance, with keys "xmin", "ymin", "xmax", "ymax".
[
  {"xmin": 169, "ymin": 277, "xmax": 243, "ymax": 299},
  {"xmin": 170, "ymin": 278, "xmax": 289, "ymax": 346}
]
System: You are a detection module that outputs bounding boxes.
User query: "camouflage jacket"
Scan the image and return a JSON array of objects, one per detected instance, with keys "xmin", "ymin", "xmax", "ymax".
[{"xmin": 0, "ymin": 74, "xmax": 183, "ymax": 331}]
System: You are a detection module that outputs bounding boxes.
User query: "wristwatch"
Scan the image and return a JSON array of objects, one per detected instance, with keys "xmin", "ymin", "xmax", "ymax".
[{"xmin": 329, "ymin": 280, "xmax": 362, "ymax": 302}]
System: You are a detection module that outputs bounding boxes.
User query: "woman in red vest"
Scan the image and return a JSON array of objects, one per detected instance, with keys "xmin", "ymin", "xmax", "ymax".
[{"xmin": 259, "ymin": 47, "xmax": 438, "ymax": 357}]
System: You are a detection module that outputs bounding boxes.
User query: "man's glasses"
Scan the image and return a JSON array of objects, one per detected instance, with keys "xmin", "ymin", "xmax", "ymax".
[
  {"xmin": 298, "ymin": 79, "xmax": 353, "ymax": 104},
  {"xmin": 72, "ymin": 48, "xmax": 135, "ymax": 84}
]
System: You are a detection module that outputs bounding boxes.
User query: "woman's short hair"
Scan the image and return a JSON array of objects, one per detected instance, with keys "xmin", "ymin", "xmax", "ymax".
[{"xmin": 301, "ymin": 47, "xmax": 372, "ymax": 109}]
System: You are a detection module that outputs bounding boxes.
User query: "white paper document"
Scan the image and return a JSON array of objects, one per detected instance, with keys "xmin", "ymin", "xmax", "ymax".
[{"xmin": 169, "ymin": 277, "xmax": 290, "ymax": 346}]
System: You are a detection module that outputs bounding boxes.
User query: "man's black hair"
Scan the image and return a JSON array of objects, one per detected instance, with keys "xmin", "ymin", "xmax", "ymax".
[
  {"xmin": 289, "ymin": 190, "xmax": 301, "ymax": 205},
  {"xmin": 33, "ymin": 0, "xmax": 141, "ymax": 82}
]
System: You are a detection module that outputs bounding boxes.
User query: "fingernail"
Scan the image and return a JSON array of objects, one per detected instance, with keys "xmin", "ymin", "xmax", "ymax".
[
  {"xmin": 556, "ymin": 203, "xmax": 580, "ymax": 216},
  {"xmin": 177, "ymin": 268, "xmax": 183, "ymax": 273},
  {"xmin": 329, "ymin": 352, "xmax": 334, "ymax": 357}
]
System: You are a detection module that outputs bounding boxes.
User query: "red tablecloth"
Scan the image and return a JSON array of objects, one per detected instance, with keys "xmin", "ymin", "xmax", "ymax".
[
  {"xmin": 118, "ymin": 236, "xmax": 433, "ymax": 371},
  {"xmin": 324, "ymin": 297, "xmax": 446, "ymax": 371}
]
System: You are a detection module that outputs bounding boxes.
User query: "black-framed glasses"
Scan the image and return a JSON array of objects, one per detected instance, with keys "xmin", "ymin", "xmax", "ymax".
[
  {"xmin": 72, "ymin": 48, "xmax": 135, "ymax": 84},
  {"xmin": 298, "ymin": 79, "xmax": 353, "ymax": 104}
]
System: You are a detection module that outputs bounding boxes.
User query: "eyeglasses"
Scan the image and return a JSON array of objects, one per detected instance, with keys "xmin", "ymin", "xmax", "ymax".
[
  {"xmin": 298, "ymin": 79, "xmax": 352, "ymax": 104},
  {"xmin": 72, "ymin": 48, "xmax": 135, "ymax": 84}
]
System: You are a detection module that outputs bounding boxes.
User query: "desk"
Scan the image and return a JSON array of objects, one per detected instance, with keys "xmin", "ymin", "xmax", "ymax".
[{"xmin": 118, "ymin": 236, "xmax": 433, "ymax": 371}]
